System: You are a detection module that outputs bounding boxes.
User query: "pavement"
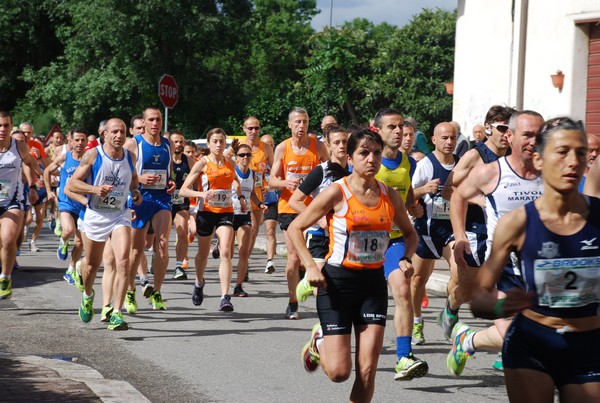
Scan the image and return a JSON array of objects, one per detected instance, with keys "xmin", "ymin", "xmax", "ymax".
[{"xmin": 3, "ymin": 225, "xmax": 452, "ymax": 402}]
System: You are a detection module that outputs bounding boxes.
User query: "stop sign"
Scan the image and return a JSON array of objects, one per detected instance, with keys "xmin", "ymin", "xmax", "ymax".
[{"xmin": 158, "ymin": 74, "xmax": 179, "ymax": 109}]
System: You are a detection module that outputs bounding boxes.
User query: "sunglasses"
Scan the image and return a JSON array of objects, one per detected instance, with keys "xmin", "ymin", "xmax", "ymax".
[
  {"xmin": 245, "ymin": 126, "xmax": 261, "ymax": 131},
  {"xmin": 237, "ymin": 153, "xmax": 252, "ymax": 158},
  {"xmin": 490, "ymin": 123, "xmax": 509, "ymax": 133}
]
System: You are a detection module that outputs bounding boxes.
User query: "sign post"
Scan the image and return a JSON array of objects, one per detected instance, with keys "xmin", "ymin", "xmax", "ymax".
[{"xmin": 158, "ymin": 74, "xmax": 179, "ymax": 133}]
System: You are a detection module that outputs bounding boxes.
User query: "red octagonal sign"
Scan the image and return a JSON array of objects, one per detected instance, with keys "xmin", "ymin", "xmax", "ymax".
[{"xmin": 158, "ymin": 74, "xmax": 178, "ymax": 109}]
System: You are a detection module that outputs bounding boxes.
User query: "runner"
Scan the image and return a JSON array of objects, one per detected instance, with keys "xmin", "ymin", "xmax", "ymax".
[
  {"xmin": 468, "ymin": 117, "xmax": 600, "ymax": 402},
  {"xmin": 268, "ymin": 107, "xmax": 329, "ymax": 319},
  {"xmin": 169, "ymin": 130, "xmax": 195, "ymax": 280},
  {"xmin": 289, "ymin": 128, "xmax": 417, "ymax": 402},
  {"xmin": 291, "ymin": 124, "xmax": 350, "ymax": 301},
  {"xmin": 231, "ymin": 143, "xmax": 267, "ymax": 297},
  {"xmin": 65, "ymin": 118, "xmax": 142, "ymax": 330},
  {"xmin": 179, "ymin": 128, "xmax": 247, "ymax": 312},
  {"xmin": 447, "ymin": 110, "xmax": 545, "ymax": 376},
  {"xmin": 125, "ymin": 107, "xmax": 175, "ymax": 311},
  {"xmin": 43, "ymin": 128, "xmax": 88, "ymax": 283},
  {"xmin": 260, "ymin": 134, "xmax": 279, "ymax": 274},
  {"xmin": 438, "ymin": 105, "xmax": 515, "ymax": 341},
  {"xmin": 0, "ymin": 111, "xmax": 40, "ymax": 299}
]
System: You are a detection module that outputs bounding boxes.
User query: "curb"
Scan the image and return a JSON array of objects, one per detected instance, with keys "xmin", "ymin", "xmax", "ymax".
[{"xmin": 0, "ymin": 352, "xmax": 150, "ymax": 403}]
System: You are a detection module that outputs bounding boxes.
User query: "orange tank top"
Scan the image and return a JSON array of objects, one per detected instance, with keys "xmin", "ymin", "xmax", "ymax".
[
  {"xmin": 247, "ymin": 139, "xmax": 269, "ymax": 208},
  {"xmin": 200, "ymin": 156, "xmax": 235, "ymax": 213},
  {"xmin": 278, "ymin": 137, "xmax": 320, "ymax": 214},
  {"xmin": 326, "ymin": 178, "xmax": 394, "ymax": 269}
]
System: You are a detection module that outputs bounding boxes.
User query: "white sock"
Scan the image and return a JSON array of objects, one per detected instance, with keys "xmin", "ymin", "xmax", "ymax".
[
  {"xmin": 414, "ymin": 317, "xmax": 422, "ymax": 324},
  {"xmin": 67, "ymin": 264, "xmax": 74, "ymax": 273},
  {"xmin": 176, "ymin": 261, "xmax": 182, "ymax": 267},
  {"xmin": 0, "ymin": 274, "xmax": 9, "ymax": 279},
  {"xmin": 83, "ymin": 291, "xmax": 93, "ymax": 299},
  {"xmin": 464, "ymin": 331, "xmax": 476, "ymax": 354},
  {"xmin": 315, "ymin": 337, "xmax": 324, "ymax": 353}
]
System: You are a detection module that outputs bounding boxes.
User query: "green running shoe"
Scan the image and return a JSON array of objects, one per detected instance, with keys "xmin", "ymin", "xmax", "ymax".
[
  {"xmin": 295, "ymin": 277, "xmax": 314, "ymax": 303},
  {"xmin": 437, "ymin": 308, "xmax": 459, "ymax": 341},
  {"xmin": 107, "ymin": 311, "xmax": 128, "ymax": 331},
  {"xmin": 492, "ymin": 352, "xmax": 503, "ymax": 371},
  {"xmin": 412, "ymin": 322, "xmax": 425, "ymax": 345},
  {"xmin": 447, "ymin": 321, "xmax": 474, "ymax": 377},
  {"xmin": 100, "ymin": 305, "xmax": 114, "ymax": 322},
  {"xmin": 301, "ymin": 323, "xmax": 322, "ymax": 372},
  {"xmin": 150, "ymin": 291, "xmax": 167, "ymax": 310},
  {"xmin": 394, "ymin": 353, "xmax": 429, "ymax": 380},
  {"xmin": 125, "ymin": 290, "xmax": 137, "ymax": 314},
  {"xmin": 0, "ymin": 277, "xmax": 12, "ymax": 299},
  {"xmin": 79, "ymin": 291, "xmax": 95, "ymax": 323}
]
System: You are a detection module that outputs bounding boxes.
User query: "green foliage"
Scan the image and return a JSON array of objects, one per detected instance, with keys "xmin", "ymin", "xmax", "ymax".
[{"xmin": 3, "ymin": 2, "xmax": 455, "ymax": 143}]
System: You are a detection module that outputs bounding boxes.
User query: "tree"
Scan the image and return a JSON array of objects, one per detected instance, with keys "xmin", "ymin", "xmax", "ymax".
[{"xmin": 361, "ymin": 8, "xmax": 456, "ymax": 134}]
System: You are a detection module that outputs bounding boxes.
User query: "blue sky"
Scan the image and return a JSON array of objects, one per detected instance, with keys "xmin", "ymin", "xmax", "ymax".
[{"xmin": 312, "ymin": 0, "xmax": 456, "ymax": 30}]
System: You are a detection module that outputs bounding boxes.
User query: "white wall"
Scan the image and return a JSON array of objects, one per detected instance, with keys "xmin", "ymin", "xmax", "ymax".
[{"xmin": 454, "ymin": 0, "xmax": 600, "ymax": 138}]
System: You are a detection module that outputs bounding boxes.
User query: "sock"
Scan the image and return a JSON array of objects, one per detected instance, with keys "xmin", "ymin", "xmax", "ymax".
[
  {"xmin": 413, "ymin": 317, "xmax": 422, "ymax": 325},
  {"xmin": 396, "ymin": 336, "xmax": 411, "ymax": 359},
  {"xmin": 67, "ymin": 264, "xmax": 74, "ymax": 273},
  {"xmin": 176, "ymin": 261, "xmax": 182, "ymax": 268},
  {"xmin": 0, "ymin": 274, "xmax": 9, "ymax": 279},
  {"xmin": 315, "ymin": 336, "xmax": 324, "ymax": 353},
  {"xmin": 83, "ymin": 291, "xmax": 93, "ymax": 299},
  {"xmin": 140, "ymin": 276, "xmax": 148, "ymax": 285},
  {"xmin": 195, "ymin": 280, "xmax": 204, "ymax": 288},
  {"xmin": 446, "ymin": 297, "xmax": 459, "ymax": 316},
  {"xmin": 464, "ymin": 331, "xmax": 476, "ymax": 354}
]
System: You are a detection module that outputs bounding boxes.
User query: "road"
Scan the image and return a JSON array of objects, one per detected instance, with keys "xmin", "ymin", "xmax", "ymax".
[{"xmin": 1, "ymin": 225, "xmax": 508, "ymax": 402}]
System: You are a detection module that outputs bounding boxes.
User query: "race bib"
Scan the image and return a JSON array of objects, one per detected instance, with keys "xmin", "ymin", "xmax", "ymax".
[
  {"xmin": 534, "ymin": 257, "xmax": 600, "ymax": 308},
  {"xmin": 432, "ymin": 195, "xmax": 450, "ymax": 219},
  {"xmin": 91, "ymin": 191, "xmax": 126, "ymax": 212},
  {"xmin": 208, "ymin": 189, "xmax": 233, "ymax": 208},
  {"xmin": 172, "ymin": 189, "xmax": 184, "ymax": 205},
  {"xmin": 347, "ymin": 231, "xmax": 390, "ymax": 264},
  {"xmin": 0, "ymin": 178, "xmax": 12, "ymax": 198},
  {"xmin": 255, "ymin": 172, "xmax": 263, "ymax": 187},
  {"xmin": 141, "ymin": 169, "xmax": 168, "ymax": 190}
]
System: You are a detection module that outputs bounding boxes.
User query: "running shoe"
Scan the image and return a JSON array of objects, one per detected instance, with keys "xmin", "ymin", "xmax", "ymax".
[
  {"xmin": 492, "ymin": 352, "xmax": 503, "ymax": 371},
  {"xmin": 192, "ymin": 282, "xmax": 204, "ymax": 306},
  {"xmin": 412, "ymin": 322, "xmax": 425, "ymax": 345},
  {"xmin": 0, "ymin": 277, "xmax": 12, "ymax": 299},
  {"xmin": 394, "ymin": 353, "xmax": 429, "ymax": 381},
  {"xmin": 100, "ymin": 305, "xmax": 114, "ymax": 322},
  {"xmin": 296, "ymin": 277, "xmax": 314, "ymax": 303},
  {"xmin": 107, "ymin": 311, "xmax": 128, "ymax": 331},
  {"xmin": 150, "ymin": 291, "xmax": 167, "ymax": 310},
  {"xmin": 49, "ymin": 215, "xmax": 56, "ymax": 231},
  {"xmin": 79, "ymin": 291, "xmax": 95, "ymax": 323},
  {"xmin": 285, "ymin": 302, "xmax": 300, "ymax": 320},
  {"xmin": 233, "ymin": 284, "xmax": 248, "ymax": 297},
  {"xmin": 142, "ymin": 281, "xmax": 154, "ymax": 298},
  {"xmin": 301, "ymin": 323, "xmax": 322, "ymax": 372},
  {"xmin": 57, "ymin": 238, "xmax": 69, "ymax": 261},
  {"xmin": 211, "ymin": 243, "xmax": 220, "ymax": 259},
  {"xmin": 73, "ymin": 262, "xmax": 84, "ymax": 292},
  {"xmin": 173, "ymin": 266, "xmax": 187, "ymax": 280},
  {"xmin": 264, "ymin": 259, "xmax": 275, "ymax": 274},
  {"xmin": 63, "ymin": 271, "xmax": 75, "ymax": 285},
  {"xmin": 447, "ymin": 321, "xmax": 474, "ymax": 377},
  {"xmin": 125, "ymin": 290, "xmax": 138, "ymax": 314},
  {"xmin": 437, "ymin": 308, "xmax": 459, "ymax": 341},
  {"xmin": 421, "ymin": 294, "xmax": 429, "ymax": 309},
  {"xmin": 29, "ymin": 240, "xmax": 39, "ymax": 253},
  {"xmin": 219, "ymin": 294, "xmax": 234, "ymax": 312}
]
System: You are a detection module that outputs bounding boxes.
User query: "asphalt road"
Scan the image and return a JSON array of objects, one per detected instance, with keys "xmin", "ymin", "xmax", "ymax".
[{"xmin": 1, "ymin": 225, "xmax": 509, "ymax": 402}]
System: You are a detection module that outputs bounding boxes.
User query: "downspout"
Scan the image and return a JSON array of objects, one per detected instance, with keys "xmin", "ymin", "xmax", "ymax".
[{"xmin": 516, "ymin": 0, "xmax": 529, "ymax": 109}]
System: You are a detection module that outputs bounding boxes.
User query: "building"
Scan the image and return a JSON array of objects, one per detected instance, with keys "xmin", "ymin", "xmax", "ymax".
[{"xmin": 452, "ymin": 0, "xmax": 600, "ymax": 135}]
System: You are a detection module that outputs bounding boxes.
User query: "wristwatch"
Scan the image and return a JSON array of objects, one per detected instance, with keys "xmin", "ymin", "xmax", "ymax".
[{"xmin": 399, "ymin": 256, "xmax": 412, "ymax": 264}]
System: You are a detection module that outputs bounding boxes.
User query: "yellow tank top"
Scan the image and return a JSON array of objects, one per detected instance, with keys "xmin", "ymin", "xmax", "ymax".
[{"xmin": 375, "ymin": 151, "xmax": 411, "ymax": 239}]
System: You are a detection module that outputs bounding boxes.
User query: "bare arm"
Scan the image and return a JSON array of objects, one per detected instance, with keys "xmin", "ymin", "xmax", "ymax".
[
  {"xmin": 268, "ymin": 142, "xmax": 297, "ymax": 191},
  {"xmin": 470, "ymin": 208, "xmax": 532, "ymax": 319},
  {"xmin": 584, "ymin": 157, "xmax": 600, "ymax": 197},
  {"xmin": 441, "ymin": 149, "xmax": 480, "ymax": 200},
  {"xmin": 179, "ymin": 158, "xmax": 210, "ymax": 199},
  {"xmin": 67, "ymin": 149, "xmax": 111, "ymax": 197},
  {"xmin": 43, "ymin": 152, "xmax": 66, "ymax": 199},
  {"xmin": 288, "ymin": 188, "xmax": 309, "ymax": 215}
]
